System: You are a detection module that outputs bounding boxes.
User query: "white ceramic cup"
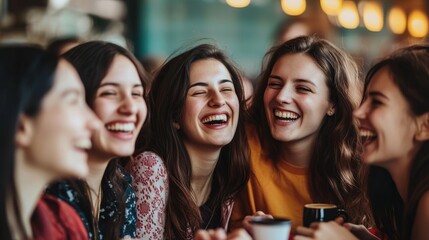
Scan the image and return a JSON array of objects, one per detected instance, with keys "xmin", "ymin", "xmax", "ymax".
[{"xmin": 250, "ymin": 217, "xmax": 291, "ymax": 240}]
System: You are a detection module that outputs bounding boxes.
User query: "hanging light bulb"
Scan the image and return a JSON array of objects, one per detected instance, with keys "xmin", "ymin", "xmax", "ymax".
[
  {"xmin": 320, "ymin": 0, "xmax": 342, "ymax": 16},
  {"xmin": 338, "ymin": 1, "xmax": 359, "ymax": 29},
  {"xmin": 363, "ymin": 2, "xmax": 383, "ymax": 32},
  {"xmin": 388, "ymin": 7, "xmax": 406, "ymax": 34},
  {"xmin": 226, "ymin": 0, "xmax": 251, "ymax": 8},
  {"xmin": 408, "ymin": 10, "xmax": 428, "ymax": 38},
  {"xmin": 281, "ymin": 0, "xmax": 306, "ymax": 16}
]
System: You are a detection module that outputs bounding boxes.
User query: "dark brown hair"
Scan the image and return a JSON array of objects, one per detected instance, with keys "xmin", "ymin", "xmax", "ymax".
[
  {"xmin": 248, "ymin": 35, "xmax": 371, "ymax": 225},
  {"xmin": 365, "ymin": 45, "xmax": 429, "ymax": 240},
  {"xmin": 144, "ymin": 44, "xmax": 250, "ymax": 239},
  {"xmin": 0, "ymin": 45, "xmax": 58, "ymax": 240},
  {"xmin": 62, "ymin": 41, "xmax": 148, "ymax": 239}
]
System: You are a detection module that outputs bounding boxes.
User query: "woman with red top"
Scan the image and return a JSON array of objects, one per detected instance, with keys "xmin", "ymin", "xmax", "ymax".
[
  {"xmin": 0, "ymin": 45, "xmax": 99, "ymax": 239},
  {"xmin": 295, "ymin": 45, "xmax": 429, "ymax": 240}
]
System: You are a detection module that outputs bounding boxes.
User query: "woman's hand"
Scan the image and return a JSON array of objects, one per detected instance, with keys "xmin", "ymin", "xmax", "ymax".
[
  {"xmin": 242, "ymin": 211, "xmax": 273, "ymax": 234},
  {"xmin": 194, "ymin": 228, "xmax": 251, "ymax": 240},
  {"xmin": 343, "ymin": 223, "xmax": 381, "ymax": 240},
  {"xmin": 294, "ymin": 218, "xmax": 358, "ymax": 240}
]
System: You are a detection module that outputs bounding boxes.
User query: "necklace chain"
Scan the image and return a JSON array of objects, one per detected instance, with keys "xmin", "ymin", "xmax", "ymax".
[{"xmin": 87, "ymin": 185, "xmax": 102, "ymax": 240}]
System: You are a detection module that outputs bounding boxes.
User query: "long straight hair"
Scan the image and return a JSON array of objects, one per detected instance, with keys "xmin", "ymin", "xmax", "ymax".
[
  {"xmin": 61, "ymin": 41, "xmax": 148, "ymax": 239},
  {"xmin": 365, "ymin": 45, "xmax": 429, "ymax": 240},
  {"xmin": 0, "ymin": 45, "xmax": 58, "ymax": 239},
  {"xmin": 248, "ymin": 36, "xmax": 371, "ymax": 225},
  {"xmin": 143, "ymin": 44, "xmax": 250, "ymax": 239}
]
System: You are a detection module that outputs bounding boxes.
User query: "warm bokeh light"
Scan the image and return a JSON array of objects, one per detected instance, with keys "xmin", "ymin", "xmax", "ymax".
[
  {"xmin": 388, "ymin": 7, "xmax": 406, "ymax": 34},
  {"xmin": 363, "ymin": 2, "xmax": 383, "ymax": 32},
  {"xmin": 226, "ymin": 0, "xmax": 251, "ymax": 8},
  {"xmin": 338, "ymin": 1, "xmax": 359, "ymax": 29},
  {"xmin": 408, "ymin": 10, "xmax": 428, "ymax": 38},
  {"xmin": 320, "ymin": 0, "xmax": 342, "ymax": 16},
  {"xmin": 281, "ymin": 0, "xmax": 306, "ymax": 16}
]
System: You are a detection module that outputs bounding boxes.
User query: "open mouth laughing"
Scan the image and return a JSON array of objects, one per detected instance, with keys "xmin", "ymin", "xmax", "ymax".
[
  {"xmin": 359, "ymin": 128, "xmax": 377, "ymax": 145},
  {"xmin": 274, "ymin": 109, "xmax": 300, "ymax": 122},
  {"xmin": 201, "ymin": 113, "xmax": 228, "ymax": 126},
  {"xmin": 106, "ymin": 122, "xmax": 136, "ymax": 133}
]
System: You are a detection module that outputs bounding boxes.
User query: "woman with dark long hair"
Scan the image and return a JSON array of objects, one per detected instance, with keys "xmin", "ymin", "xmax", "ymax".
[
  {"xmin": 295, "ymin": 45, "xmax": 429, "ymax": 240},
  {"xmin": 128, "ymin": 44, "xmax": 250, "ymax": 239},
  {"xmin": 0, "ymin": 45, "xmax": 98, "ymax": 239},
  {"xmin": 231, "ymin": 36, "xmax": 372, "ymax": 234},
  {"xmin": 48, "ymin": 41, "xmax": 148, "ymax": 240}
]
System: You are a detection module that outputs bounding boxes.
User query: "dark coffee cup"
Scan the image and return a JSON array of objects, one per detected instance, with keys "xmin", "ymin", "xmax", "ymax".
[{"xmin": 303, "ymin": 203, "xmax": 348, "ymax": 227}]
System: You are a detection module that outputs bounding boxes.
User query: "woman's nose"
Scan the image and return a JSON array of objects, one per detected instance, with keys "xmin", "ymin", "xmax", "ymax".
[
  {"xmin": 208, "ymin": 90, "xmax": 226, "ymax": 107},
  {"xmin": 119, "ymin": 95, "xmax": 138, "ymax": 114}
]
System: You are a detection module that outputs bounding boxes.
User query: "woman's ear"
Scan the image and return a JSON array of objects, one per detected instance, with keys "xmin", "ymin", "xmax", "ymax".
[
  {"xmin": 327, "ymin": 104, "xmax": 336, "ymax": 116},
  {"xmin": 173, "ymin": 121, "xmax": 181, "ymax": 130},
  {"xmin": 15, "ymin": 115, "xmax": 34, "ymax": 147},
  {"xmin": 415, "ymin": 112, "xmax": 429, "ymax": 141}
]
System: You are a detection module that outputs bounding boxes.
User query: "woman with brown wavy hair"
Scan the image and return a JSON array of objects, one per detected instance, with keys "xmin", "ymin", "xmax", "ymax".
[
  {"xmin": 128, "ymin": 43, "xmax": 250, "ymax": 239},
  {"xmin": 231, "ymin": 36, "xmax": 372, "ymax": 235},
  {"xmin": 295, "ymin": 45, "xmax": 429, "ymax": 240}
]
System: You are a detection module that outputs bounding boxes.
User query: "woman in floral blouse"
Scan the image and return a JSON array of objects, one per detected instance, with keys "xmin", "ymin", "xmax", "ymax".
[{"xmin": 129, "ymin": 44, "xmax": 250, "ymax": 239}]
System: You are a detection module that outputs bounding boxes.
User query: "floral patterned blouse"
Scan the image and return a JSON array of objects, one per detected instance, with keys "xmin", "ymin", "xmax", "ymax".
[
  {"xmin": 47, "ymin": 167, "xmax": 137, "ymax": 240},
  {"xmin": 128, "ymin": 151, "xmax": 169, "ymax": 240}
]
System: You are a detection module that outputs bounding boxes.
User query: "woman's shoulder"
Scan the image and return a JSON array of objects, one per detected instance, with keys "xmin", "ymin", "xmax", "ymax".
[
  {"xmin": 412, "ymin": 190, "xmax": 429, "ymax": 239},
  {"xmin": 132, "ymin": 151, "xmax": 166, "ymax": 169},
  {"xmin": 46, "ymin": 180, "xmax": 78, "ymax": 204},
  {"xmin": 32, "ymin": 194, "xmax": 88, "ymax": 240}
]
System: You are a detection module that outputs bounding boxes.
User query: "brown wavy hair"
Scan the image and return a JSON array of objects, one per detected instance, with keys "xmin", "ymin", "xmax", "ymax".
[
  {"xmin": 144, "ymin": 44, "xmax": 250, "ymax": 239},
  {"xmin": 365, "ymin": 45, "xmax": 429, "ymax": 240},
  {"xmin": 248, "ymin": 36, "xmax": 371, "ymax": 225}
]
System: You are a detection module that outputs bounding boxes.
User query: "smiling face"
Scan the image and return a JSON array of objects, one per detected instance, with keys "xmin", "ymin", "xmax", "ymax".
[
  {"xmin": 22, "ymin": 60, "xmax": 99, "ymax": 178},
  {"xmin": 90, "ymin": 54, "xmax": 147, "ymax": 158},
  {"xmin": 354, "ymin": 67, "xmax": 420, "ymax": 167},
  {"xmin": 179, "ymin": 58, "xmax": 239, "ymax": 150},
  {"xmin": 263, "ymin": 53, "xmax": 334, "ymax": 147}
]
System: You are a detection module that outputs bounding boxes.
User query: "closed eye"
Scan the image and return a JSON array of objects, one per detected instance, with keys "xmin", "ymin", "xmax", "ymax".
[
  {"xmin": 221, "ymin": 87, "xmax": 233, "ymax": 92},
  {"xmin": 296, "ymin": 86, "xmax": 313, "ymax": 93},
  {"xmin": 192, "ymin": 91, "xmax": 206, "ymax": 96},
  {"xmin": 267, "ymin": 82, "xmax": 282, "ymax": 89},
  {"xmin": 100, "ymin": 91, "xmax": 117, "ymax": 96},
  {"xmin": 132, "ymin": 91, "xmax": 143, "ymax": 97}
]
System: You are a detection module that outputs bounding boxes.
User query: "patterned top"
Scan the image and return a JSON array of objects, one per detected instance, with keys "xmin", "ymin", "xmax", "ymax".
[
  {"xmin": 47, "ymin": 167, "xmax": 137, "ymax": 240},
  {"xmin": 128, "ymin": 151, "xmax": 168, "ymax": 240}
]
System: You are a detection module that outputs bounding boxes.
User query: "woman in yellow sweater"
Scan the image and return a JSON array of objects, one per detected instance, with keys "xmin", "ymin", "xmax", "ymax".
[{"xmin": 231, "ymin": 36, "xmax": 372, "ymax": 234}]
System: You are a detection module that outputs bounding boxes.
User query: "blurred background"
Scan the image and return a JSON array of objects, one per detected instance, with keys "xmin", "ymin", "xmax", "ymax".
[{"xmin": 1, "ymin": 0, "xmax": 428, "ymax": 79}]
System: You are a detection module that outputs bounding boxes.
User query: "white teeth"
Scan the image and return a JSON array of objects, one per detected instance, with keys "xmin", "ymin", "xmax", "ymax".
[
  {"xmin": 106, "ymin": 123, "xmax": 135, "ymax": 132},
  {"xmin": 75, "ymin": 139, "xmax": 92, "ymax": 150},
  {"xmin": 359, "ymin": 129, "xmax": 377, "ymax": 138},
  {"xmin": 202, "ymin": 114, "xmax": 228, "ymax": 124},
  {"xmin": 274, "ymin": 110, "xmax": 299, "ymax": 120}
]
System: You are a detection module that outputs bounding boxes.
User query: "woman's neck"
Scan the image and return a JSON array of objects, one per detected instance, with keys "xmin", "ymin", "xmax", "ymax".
[
  {"xmin": 279, "ymin": 136, "xmax": 316, "ymax": 167},
  {"xmin": 384, "ymin": 144, "xmax": 422, "ymax": 202},
  {"xmin": 385, "ymin": 158, "xmax": 412, "ymax": 202},
  {"xmin": 185, "ymin": 142, "xmax": 221, "ymax": 206},
  {"xmin": 14, "ymin": 150, "xmax": 53, "ymax": 238},
  {"xmin": 85, "ymin": 154, "xmax": 110, "ymax": 209}
]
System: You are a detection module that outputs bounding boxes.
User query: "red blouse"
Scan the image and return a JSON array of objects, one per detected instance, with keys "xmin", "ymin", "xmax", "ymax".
[{"xmin": 31, "ymin": 194, "xmax": 88, "ymax": 240}]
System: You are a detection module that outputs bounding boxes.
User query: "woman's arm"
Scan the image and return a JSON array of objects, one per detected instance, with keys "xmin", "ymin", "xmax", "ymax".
[
  {"xmin": 129, "ymin": 152, "xmax": 169, "ymax": 240},
  {"xmin": 411, "ymin": 191, "xmax": 429, "ymax": 240}
]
